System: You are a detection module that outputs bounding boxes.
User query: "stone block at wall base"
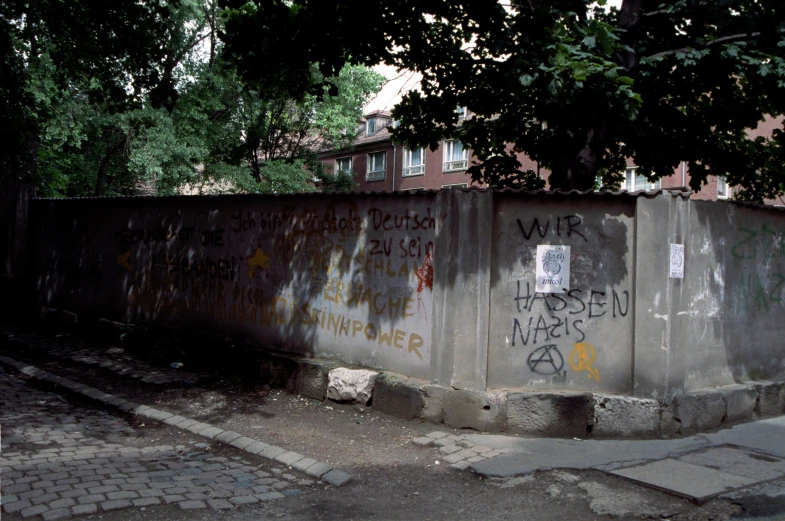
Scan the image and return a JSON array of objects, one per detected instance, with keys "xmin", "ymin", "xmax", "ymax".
[
  {"xmin": 719, "ymin": 384, "xmax": 758, "ymax": 424},
  {"xmin": 372, "ymin": 373, "xmax": 426, "ymax": 420},
  {"xmin": 39, "ymin": 307, "xmax": 78, "ymax": 329},
  {"xmin": 506, "ymin": 392, "xmax": 593, "ymax": 438},
  {"xmin": 593, "ymin": 395, "xmax": 660, "ymax": 438},
  {"xmin": 292, "ymin": 359, "xmax": 338, "ymax": 401},
  {"xmin": 97, "ymin": 318, "xmax": 133, "ymax": 343},
  {"xmin": 327, "ymin": 368, "xmax": 378, "ymax": 404},
  {"xmin": 420, "ymin": 384, "xmax": 446, "ymax": 424},
  {"xmin": 443, "ymin": 389, "xmax": 506, "ymax": 432},
  {"xmin": 658, "ymin": 402, "xmax": 682, "ymax": 437},
  {"xmin": 754, "ymin": 381, "xmax": 785, "ymax": 417},
  {"xmin": 39, "ymin": 307, "xmax": 60, "ymax": 323},
  {"xmin": 258, "ymin": 354, "xmax": 299, "ymax": 390},
  {"xmin": 672, "ymin": 390, "xmax": 726, "ymax": 435},
  {"xmin": 61, "ymin": 309, "xmax": 78, "ymax": 326}
]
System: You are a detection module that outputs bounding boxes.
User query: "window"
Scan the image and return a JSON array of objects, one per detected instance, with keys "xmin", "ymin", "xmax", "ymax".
[
  {"xmin": 403, "ymin": 147, "xmax": 425, "ymax": 176},
  {"xmin": 456, "ymin": 106, "xmax": 467, "ymax": 120},
  {"xmin": 335, "ymin": 157, "xmax": 352, "ymax": 175},
  {"xmin": 443, "ymin": 140, "xmax": 469, "ymax": 172},
  {"xmin": 717, "ymin": 176, "xmax": 729, "ymax": 199},
  {"xmin": 366, "ymin": 151, "xmax": 386, "ymax": 181},
  {"xmin": 401, "ymin": 187, "xmax": 425, "ymax": 191},
  {"xmin": 442, "ymin": 183, "xmax": 469, "ymax": 189},
  {"xmin": 366, "ymin": 118, "xmax": 376, "ymax": 136},
  {"xmin": 624, "ymin": 167, "xmax": 661, "ymax": 191}
]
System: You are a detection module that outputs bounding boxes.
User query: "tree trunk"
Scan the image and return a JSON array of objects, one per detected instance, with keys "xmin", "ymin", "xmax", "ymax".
[
  {"xmin": 549, "ymin": 0, "xmax": 644, "ymax": 191},
  {"xmin": 548, "ymin": 119, "xmax": 608, "ymax": 191},
  {"xmin": 95, "ymin": 138, "xmax": 126, "ymax": 197},
  {"xmin": 616, "ymin": 0, "xmax": 645, "ymax": 73},
  {"xmin": 95, "ymin": 156, "xmax": 108, "ymax": 197}
]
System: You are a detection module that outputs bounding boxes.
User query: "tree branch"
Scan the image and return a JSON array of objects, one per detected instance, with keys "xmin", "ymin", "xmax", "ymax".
[
  {"xmin": 645, "ymin": 32, "xmax": 761, "ymax": 60},
  {"xmin": 643, "ymin": 8, "xmax": 672, "ymax": 17}
]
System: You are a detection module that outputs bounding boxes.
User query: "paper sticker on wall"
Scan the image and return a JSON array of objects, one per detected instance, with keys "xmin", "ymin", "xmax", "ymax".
[
  {"xmin": 535, "ymin": 245, "xmax": 570, "ymax": 293},
  {"xmin": 669, "ymin": 244, "xmax": 684, "ymax": 279}
]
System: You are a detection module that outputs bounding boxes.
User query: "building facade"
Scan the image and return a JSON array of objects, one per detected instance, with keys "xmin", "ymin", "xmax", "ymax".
[{"xmin": 319, "ymin": 110, "xmax": 744, "ymax": 200}]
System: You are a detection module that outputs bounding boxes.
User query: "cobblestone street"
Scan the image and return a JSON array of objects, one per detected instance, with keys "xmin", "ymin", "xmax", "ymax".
[{"xmin": 0, "ymin": 366, "xmax": 311, "ymax": 520}]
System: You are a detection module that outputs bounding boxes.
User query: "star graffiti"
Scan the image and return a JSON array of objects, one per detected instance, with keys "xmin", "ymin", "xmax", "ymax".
[{"xmin": 247, "ymin": 248, "xmax": 271, "ymax": 279}]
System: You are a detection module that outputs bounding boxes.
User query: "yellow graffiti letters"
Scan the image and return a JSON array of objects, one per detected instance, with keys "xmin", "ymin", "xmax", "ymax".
[
  {"xmin": 224, "ymin": 294, "xmax": 425, "ymax": 359},
  {"xmin": 247, "ymin": 248, "xmax": 271, "ymax": 278},
  {"xmin": 569, "ymin": 342, "xmax": 601, "ymax": 381},
  {"xmin": 322, "ymin": 278, "xmax": 416, "ymax": 320},
  {"xmin": 116, "ymin": 251, "xmax": 133, "ymax": 272},
  {"xmin": 376, "ymin": 327, "xmax": 424, "ymax": 359}
]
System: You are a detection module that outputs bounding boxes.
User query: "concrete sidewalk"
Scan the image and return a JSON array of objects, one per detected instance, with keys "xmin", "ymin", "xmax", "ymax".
[{"xmin": 414, "ymin": 417, "xmax": 785, "ymax": 505}]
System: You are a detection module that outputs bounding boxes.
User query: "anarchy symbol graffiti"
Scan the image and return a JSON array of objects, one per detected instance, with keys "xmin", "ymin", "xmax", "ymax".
[{"xmin": 526, "ymin": 344, "xmax": 564, "ymax": 375}]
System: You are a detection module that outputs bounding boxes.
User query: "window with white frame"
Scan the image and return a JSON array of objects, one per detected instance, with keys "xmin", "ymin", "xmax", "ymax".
[
  {"xmin": 456, "ymin": 106, "xmax": 467, "ymax": 120},
  {"xmin": 335, "ymin": 157, "xmax": 352, "ymax": 175},
  {"xmin": 366, "ymin": 151, "xmax": 386, "ymax": 181},
  {"xmin": 624, "ymin": 167, "xmax": 661, "ymax": 191},
  {"xmin": 717, "ymin": 176, "xmax": 730, "ymax": 198},
  {"xmin": 442, "ymin": 183, "xmax": 469, "ymax": 189},
  {"xmin": 443, "ymin": 140, "xmax": 469, "ymax": 172},
  {"xmin": 403, "ymin": 147, "xmax": 425, "ymax": 176}
]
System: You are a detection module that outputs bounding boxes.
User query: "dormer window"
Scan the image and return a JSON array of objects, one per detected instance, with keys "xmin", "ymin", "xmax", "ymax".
[
  {"xmin": 366, "ymin": 118, "xmax": 377, "ymax": 136},
  {"xmin": 456, "ymin": 106, "xmax": 467, "ymax": 120}
]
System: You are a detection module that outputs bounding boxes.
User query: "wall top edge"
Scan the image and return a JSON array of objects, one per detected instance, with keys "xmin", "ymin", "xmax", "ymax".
[{"xmin": 31, "ymin": 187, "xmax": 691, "ymax": 203}]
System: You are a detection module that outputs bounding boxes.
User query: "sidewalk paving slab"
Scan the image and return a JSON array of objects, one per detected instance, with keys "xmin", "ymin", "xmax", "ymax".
[
  {"xmin": 679, "ymin": 447, "xmax": 785, "ymax": 481},
  {"xmin": 610, "ymin": 459, "xmax": 757, "ymax": 502}
]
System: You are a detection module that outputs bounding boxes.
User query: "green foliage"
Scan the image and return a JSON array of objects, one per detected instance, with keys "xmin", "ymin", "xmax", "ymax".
[
  {"xmin": 221, "ymin": 0, "xmax": 785, "ymax": 200},
  {"xmin": 1, "ymin": 0, "xmax": 382, "ymax": 197}
]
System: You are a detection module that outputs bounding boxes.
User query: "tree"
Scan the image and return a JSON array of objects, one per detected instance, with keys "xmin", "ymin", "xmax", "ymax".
[
  {"xmin": 190, "ymin": 63, "xmax": 383, "ymax": 195},
  {"xmin": 221, "ymin": 0, "xmax": 785, "ymax": 200},
  {"xmin": 0, "ymin": 0, "xmax": 171, "ymax": 189},
  {"xmin": 3, "ymin": 0, "xmax": 382, "ymax": 197}
]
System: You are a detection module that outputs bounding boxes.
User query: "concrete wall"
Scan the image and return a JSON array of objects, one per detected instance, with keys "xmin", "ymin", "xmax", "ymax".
[
  {"xmin": 487, "ymin": 193, "xmax": 636, "ymax": 394},
  {"xmin": 1, "ymin": 180, "xmax": 35, "ymax": 313},
  {"xmin": 676, "ymin": 201, "xmax": 785, "ymax": 390},
  {"xmin": 32, "ymin": 189, "xmax": 785, "ymax": 399},
  {"xmin": 33, "ymin": 193, "xmax": 436, "ymax": 379}
]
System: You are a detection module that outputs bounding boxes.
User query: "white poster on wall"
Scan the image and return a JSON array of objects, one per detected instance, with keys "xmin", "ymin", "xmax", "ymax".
[
  {"xmin": 670, "ymin": 243, "xmax": 685, "ymax": 278},
  {"xmin": 535, "ymin": 245, "xmax": 570, "ymax": 293}
]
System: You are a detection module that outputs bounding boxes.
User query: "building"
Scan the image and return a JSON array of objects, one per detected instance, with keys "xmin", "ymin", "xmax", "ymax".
[{"xmin": 319, "ymin": 111, "xmax": 785, "ymax": 200}]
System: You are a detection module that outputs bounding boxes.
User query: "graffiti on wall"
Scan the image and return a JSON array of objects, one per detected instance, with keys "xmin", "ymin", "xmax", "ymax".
[
  {"xmin": 517, "ymin": 215, "xmax": 588, "ymax": 242},
  {"xmin": 730, "ymin": 224, "xmax": 785, "ymax": 314},
  {"xmin": 569, "ymin": 342, "xmax": 600, "ymax": 381},
  {"xmin": 511, "ymin": 280, "xmax": 628, "ymax": 382},
  {"xmin": 115, "ymin": 203, "xmax": 435, "ymax": 366}
]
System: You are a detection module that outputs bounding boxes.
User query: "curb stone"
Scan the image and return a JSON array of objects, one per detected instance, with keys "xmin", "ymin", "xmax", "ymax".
[
  {"xmin": 5, "ymin": 327, "xmax": 784, "ymax": 440},
  {"xmin": 0, "ymin": 355, "xmax": 353, "ymax": 487}
]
